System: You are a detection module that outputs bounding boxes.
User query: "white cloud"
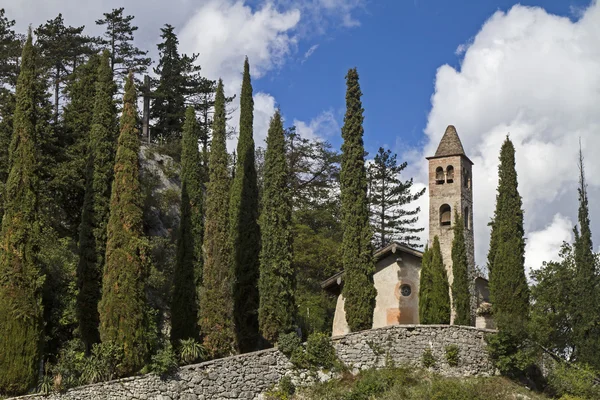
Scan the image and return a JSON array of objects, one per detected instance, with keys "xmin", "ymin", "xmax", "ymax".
[
  {"xmin": 525, "ymin": 213, "xmax": 573, "ymax": 276},
  {"xmin": 302, "ymin": 44, "xmax": 319, "ymax": 63},
  {"xmin": 408, "ymin": 2, "xmax": 600, "ymax": 269},
  {"xmin": 252, "ymin": 92, "xmax": 278, "ymax": 149},
  {"xmin": 293, "ymin": 110, "xmax": 340, "ymax": 140}
]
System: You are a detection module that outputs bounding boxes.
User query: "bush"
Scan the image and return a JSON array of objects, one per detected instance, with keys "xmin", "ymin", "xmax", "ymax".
[
  {"xmin": 547, "ymin": 363, "xmax": 600, "ymax": 399},
  {"xmin": 278, "ymin": 332, "xmax": 302, "ymax": 357},
  {"xmin": 485, "ymin": 331, "xmax": 535, "ymax": 379},
  {"xmin": 306, "ymin": 332, "xmax": 337, "ymax": 370},
  {"xmin": 422, "ymin": 348, "xmax": 436, "ymax": 368},
  {"xmin": 81, "ymin": 342, "xmax": 124, "ymax": 384},
  {"xmin": 445, "ymin": 344, "xmax": 460, "ymax": 367},
  {"xmin": 51, "ymin": 339, "xmax": 87, "ymax": 389},
  {"xmin": 179, "ymin": 338, "xmax": 206, "ymax": 365},
  {"xmin": 149, "ymin": 343, "xmax": 179, "ymax": 376},
  {"xmin": 265, "ymin": 375, "xmax": 296, "ymax": 400}
]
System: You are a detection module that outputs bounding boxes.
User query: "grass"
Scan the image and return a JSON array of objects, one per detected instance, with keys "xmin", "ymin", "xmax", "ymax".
[{"xmin": 279, "ymin": 366, "xmax": 550, "ymax": 400}]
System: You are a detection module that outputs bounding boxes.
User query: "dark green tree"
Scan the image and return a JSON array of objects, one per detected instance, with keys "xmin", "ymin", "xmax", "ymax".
[
  {"xmin": 0, "ymin": 8, "xmax": 22, "ymax": 88},
  {"xmin": 368, "ymin": 147, "xmax": 425, "ymax": 249},
  {"xmin": 451, "ymin": 212, "xmax": 471, "ymax": 326},
  {"xmin": 418, "ymin": 244, "xmax": 433, "ymax": 324},
  {"xmin": 258, "ymin": 110, "xmax": 295, "ymax": 344},
  {"xmin": 229, "ymin": 58, "xmax": 260, "ymax": 352},
  {"xmin": 340, "ymin": 68, "xmax": 376, "ymax": 332},
  {"xmin": 200, "ymin": 79, "xmax": 238, "ymax": 358},
  {"xmin": 0, "ymin": 30, "xmax": 44, "ymax": 395},
  {"xmin": 98, "ymin": 72, "xmax": 149, "ymax": 374},
  {"xmin": 171, "ymin": 106, "xmax": 204, "ymax": 345},
  {"xmin": 571, "ymin": 146, "xmax": 600, "ymax": 368},
  {"xmin": 487, "ymin": 136, "xmax": 529, "ymax": 334},
  {"xmin": 431, "ymin": 236, "xmax": 450, "ymax": 324},
  {"xmin": 95, "ymin": 7, "xmax": 151, "ymax": 89},
  {"xmin": 76, "ymin": 50, "xmax": 117, "ymax": 352}
]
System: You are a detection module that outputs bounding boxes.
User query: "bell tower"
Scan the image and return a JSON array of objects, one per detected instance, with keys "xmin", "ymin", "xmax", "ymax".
[{"xmin": 426, "ymin": 125, "xmax": 474, "ymax": 323}]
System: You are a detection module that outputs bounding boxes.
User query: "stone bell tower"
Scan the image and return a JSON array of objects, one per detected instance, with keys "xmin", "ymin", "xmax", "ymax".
[{"xmin": 426, "ymin": 125, "xmax": 475, "ymax": 323}]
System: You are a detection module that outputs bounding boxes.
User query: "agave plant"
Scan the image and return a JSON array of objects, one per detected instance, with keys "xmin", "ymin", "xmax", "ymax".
[{"xmin": 179, "ymin": 338, "xmax": 207, "ymax": 365}]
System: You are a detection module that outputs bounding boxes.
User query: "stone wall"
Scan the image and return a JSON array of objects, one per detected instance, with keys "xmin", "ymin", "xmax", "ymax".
[{"xmin": 12, "ymin": 325, "xmax": 496, "ymax": 400}]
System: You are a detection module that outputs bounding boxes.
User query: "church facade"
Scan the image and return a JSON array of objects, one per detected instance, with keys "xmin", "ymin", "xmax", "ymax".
[{"xmin": 322, "ymin": 125, "xmax": 492, "ymax": 336}]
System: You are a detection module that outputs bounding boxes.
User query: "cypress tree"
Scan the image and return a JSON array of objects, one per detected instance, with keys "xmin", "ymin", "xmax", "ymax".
[
  {"xmin": 229, "ymin": 57, "xmax": 260, "ymax": 352},
  {"xmin": 77, "ymin": 50, "xmax": 117, "ymax": 352},
  {"xmin": 0, "ymin": 30, "xmax": 44, "ymax": 395},
  {"xmin": 200, "ymin": 79, "xmax": 238, "ymax": 358},
  {"xmin": 487, "ymin": 137, "xmax": 529, "ymax": 334},
  {"xmin": 571, "ymin": 146, "xmax": 600, "ymax": 367},
  {"xmin": 340, "ymin": 68, "xmax": 376, "ymax": 331},
  {"xmin": 171, "ymin": 106, "xmax": 204, "ymax": 345},
  {"xmin": 258, "ymin": 110, "xmax": 295, "ymax": 344},
  {"xmin": 451, "ymin": 212, "xmax": 471, "ymax": 326},
  {"xmin": 418, "ymin": 244, "xmax": 433, "ymax": 324},
  {"xmin": 98, "ymin": 72, "xmax": 148, "ymax": 374},
  {"xmin": 430, "ymin": 236, "xmax": 451, "ymax": 324}
]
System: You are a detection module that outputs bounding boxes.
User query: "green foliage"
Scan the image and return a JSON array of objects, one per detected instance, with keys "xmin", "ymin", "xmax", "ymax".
[
  {"xmin": 451, "ymin": 213, "xmax": 471, "ymax": 326},
  {"xmin": 485, "ymin": 331, "xmax": 536, "ymax": 379},
  {"xmin": 149, "ymin": 343, "xmax": 178, "ymax": 376},
  {"xmin": 367, "ymin": 147, "xmax": 425, "ymax": 248},
  {"xmin": 420, "ymin": 237, "xmax": 450, "ymax": 324},
  {"xmin": 547, "ymin": 363, "xmax": 600, "ymax": 400},
  {"xmin": 50, "ymin": 339, "xmax": 86, "ymax": 389},
  {"xmin": 259, "ymin": 110, "xmax": 295, "ymax": 344},
  {"xmin": 340, "ymin": 68, "xmax": 376, "ymax": 332},
  {"xmin": 178, "ymin": 338, "xmax": 206, "ymax": 365},
  {"xmin": 171, "ymin": 107, "xmax": 204, "ymax": 345},
  {"xmin": 98, "ymin": 73, "xmax": 149, "ymax": 375},
  {"xmin": 265, "ymin": 376, "xmax": 296, "ymax": 400},
  {"xmin": 306, "ymin": 332, "xmax": 338, "ymax": 370},
  {"xmin": 37, "ymin": 372, "xmax": 53, "ymax": 395},
  {"xmin": 422, "ymin": 348, "xmax": 436, "ymax": 368},
  {"xmin": 77, "ymin": 50, "xmax": 117, "ymax": 351},
  {"xmin": 0, "ymin": 30, "xmax": 44, "ymax": 396},
  {"xmin": 277, "ymin": 332, "xmax": 302, "ymax": 357},
  {"xmin": 81, "ymin": 342, "xmax": 124, "ymax": 384},
  {"xmin": 230, "ymin": 58, "xmax": 261, "ymax": 352},
  {"xmin": 488, "ymin": 137, "xmax": 529, "ymax": 335},
  {"xmin": 200, "ymin": 79, "xmax": 238, "ymax": 358},
  {"xmin": 445, "ymin": 344, "xmax": 460, "ymax": 367}
]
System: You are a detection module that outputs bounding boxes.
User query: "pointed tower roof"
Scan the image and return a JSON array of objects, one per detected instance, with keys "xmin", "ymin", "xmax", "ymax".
[{"xmin": 426, "ymin": 125, "xmax": 473, "ymax": 164}]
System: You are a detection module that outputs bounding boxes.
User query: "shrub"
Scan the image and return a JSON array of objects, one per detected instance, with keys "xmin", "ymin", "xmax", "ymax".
[
  {"xmin": 306, "ymin": 332, "xmax": 337, "ymax": 370},
  {"xmin": 485, "ymin": 331, "xmax": 535, "ymax": 379},
  {"xmin": 547, "ymin": 362, "xmax": 600, "ymax": 399},
  {"xmin": 264, "ymin": 375, "xmax": 296, "ymax": 400},
  {"xmin": 51, "ymin": 339, "xmax": 87, "ymax": 389},
  {"xmin": 278, "ymin": 332, "xmax": 302, "ymax": 357},
  {"xmin": 445, "ymin": 344, "xmax": 460, "ymax": 367},
  {"xmin": 81, "ymin": 342, "xmax": 124, "ymax": 384},
  {"xmin": 179, "ymin": 338, "xmax": 206, "ymax": 365},
  {"xmin": 37, "ymin": 373, "xmax": 53, "ymax": 395},
  {"xmin": 149, "ymin": 343, "xmax": 179, "ymax": 376},
  {"xmin": 422, "ymin": 348, "xmax": 436, "ymax": 368}
]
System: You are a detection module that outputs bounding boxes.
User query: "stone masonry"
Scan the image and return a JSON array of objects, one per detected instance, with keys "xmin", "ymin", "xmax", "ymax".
[{"xmin": 12, "ymin": 325, "xmax": 496, "ymax": 400}]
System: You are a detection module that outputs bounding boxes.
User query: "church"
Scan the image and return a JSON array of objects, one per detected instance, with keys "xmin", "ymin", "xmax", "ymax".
[{"xmin": 321, "ymin": 125, "xmax": 493, "ymax": 336}]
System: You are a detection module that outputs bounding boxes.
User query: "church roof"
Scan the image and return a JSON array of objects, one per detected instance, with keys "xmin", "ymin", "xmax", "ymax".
[{"xmin": 426, "ymin": 125, "xmax": 473, "ymax": 164}]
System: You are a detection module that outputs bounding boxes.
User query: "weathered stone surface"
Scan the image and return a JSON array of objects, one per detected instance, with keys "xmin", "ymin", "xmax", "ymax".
[{"xmin": 12, "ymin": 325, "xmax": 496, "ymax": 400}]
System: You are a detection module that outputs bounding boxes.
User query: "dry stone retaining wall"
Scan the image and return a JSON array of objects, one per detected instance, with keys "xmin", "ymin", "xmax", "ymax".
[{"xmin": 12, "ymin": 325, "xmax": 496, "ymax": 400}]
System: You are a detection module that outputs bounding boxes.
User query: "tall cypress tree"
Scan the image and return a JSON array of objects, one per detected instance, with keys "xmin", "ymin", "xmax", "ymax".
[
  {"xmin": 229, "ymin": 57, "xmax": 260, "ymax": 352},
  {"xmin": 171, "ymin": 106, "xmax": 204, "ymax": 345},
  {"xmin": 200, "ymin": 79, "xmax": 238, "ymax": 358},
  {"xmin": 98, "ymin": 72, "xmax": 148, "ymax": 374},
  {"xmin": 571, "ymin": 146, "xmax": 600, "ymax": 367},
  {"xmin": 487, "ymin": 137, "xmax": 528, "ymax": 334},
  {"xmin": 340, "ymin": 68, "xmax": 376, "ymax": 332},
  {"xmin": 258, "ymin": 110, "xmax": 295, "ymax": 344},
  {"xmin": 430, "ymin": 236, "xmax": 451, "ymax": 324},
  {"xmin": 451, "ymin": 212, "xmax": 471, "ymax": 326},
  {"xmin": 76, "ymin": 50, "xmax": 117, "ymax": 351},
  {"xmin": 0, "ymin": 30, "xmax": 44, "ymax": 395},
  {"xmin": 418, "ymin": 244, "xmax": 432, "ymax": 324}
]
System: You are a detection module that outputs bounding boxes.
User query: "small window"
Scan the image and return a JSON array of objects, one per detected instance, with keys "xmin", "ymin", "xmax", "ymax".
[
  {"xmin": 446, "ymin": 165, "xmax": 454, "ymax": 183},
  {"xmin": 435, "ymin": 167, "xmax": 444, "ymax": 184},
  {"xmin": 464, "ymin": 207, "xmax": 469, "ymax": 229},
  {"xmin": 440, "ymin": 204, "xmax": 451, "ymax": 226},
  {"xmin": 463, "ymin": 168, "xmax": 471, "ymax": 189},
  {"xmin": 400, "ymin": 284, "xmax": 412, "ymax": 297}
]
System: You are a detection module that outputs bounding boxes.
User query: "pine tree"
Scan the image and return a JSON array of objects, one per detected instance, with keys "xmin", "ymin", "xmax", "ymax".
[
  {"xmin": 200, "ymin": 79, "xmax": 238, "ymax": 358},
  {"xmin": 451, "ymin": 212, "xmax": 471, "ymax": 326},
  {"xmin": 76, "ymin": 50, "xmax": 117, "ymax": 352},
  {"xmin": 229, "ymin": 57, "xmax": 260, "ymax": 352},
  {"xmin": 418, "ymin": 244, "xmax": 433, "ymax": 324},
  {"xmin": 340, "ymin": 68, "xmax": 376, "ymax": 331},
  {"xmin": 571, "ymin": 145, "xmax": 600, "ymax": 368},
  {"xmin": 95, "ymin": 7, "xmax": 151, "ymax": 90},
  {"xmin": 487, "ymin": 136, "xmax": 529, "ymax": 334},
  {"xmin": 0, "ymin": 30, "xmax": 44, "ymax": 395},
  {"xmin": 368, "ymin": 147, "xmax": 425, "ymax": 249},
  {"xmin": 258, "ymin": 110, "xmax": 295, "ymax": 344},
  {"xmin": 171, "ymin": 106, "xmax": 204, "ymax": 345},
  {"xmin": 98, "ymin": 72, "xmax": 149, "ymax": 374}
]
